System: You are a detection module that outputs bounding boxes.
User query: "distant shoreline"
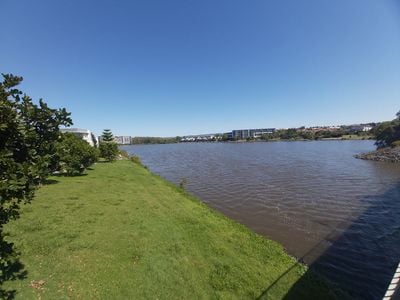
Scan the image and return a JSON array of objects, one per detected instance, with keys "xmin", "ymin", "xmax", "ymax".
[
  {"xmin": 223, "ymin": 137, "xmax": 374, "ymax": 143},
  {"xmin": 123, "ymin": 137, "xmax": 374, "ymax": 146}
]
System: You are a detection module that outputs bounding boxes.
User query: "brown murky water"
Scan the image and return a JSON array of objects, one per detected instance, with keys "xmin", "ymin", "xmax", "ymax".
[{"xmin": 122, "ymin": 141, "xmax": 400, "ymax": 299}]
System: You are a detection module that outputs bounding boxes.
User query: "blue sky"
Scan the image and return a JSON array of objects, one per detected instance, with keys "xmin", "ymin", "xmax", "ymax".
[{"xmin": 1, "ymin": 0, "xmax": 399, "ymax": 136}]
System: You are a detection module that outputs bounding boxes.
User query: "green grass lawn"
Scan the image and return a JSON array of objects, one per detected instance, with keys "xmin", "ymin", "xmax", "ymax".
[
  {"xmin": 341, "ymin": 134, "xmax": 373, "ymax": 140},
  {"xmin": 3, "ymin": 160, "xmax": 335, "ymax": 299}
]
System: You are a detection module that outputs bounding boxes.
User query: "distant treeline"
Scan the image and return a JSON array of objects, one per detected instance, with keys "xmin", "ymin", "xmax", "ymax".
[
  {"xmin": 131, "ymin": 136, "xmax": 181, "ymax": 144},
  {"xmin": 258, "ymin": 128, "xmax": 372, "ymax": 141},
  {"xmin": 130, "ymin": 124, "xmax": 383, "ymax": 144},
  {"xmin": 131, "ymin": 130, "xmax": 373, "ymax": 144}
]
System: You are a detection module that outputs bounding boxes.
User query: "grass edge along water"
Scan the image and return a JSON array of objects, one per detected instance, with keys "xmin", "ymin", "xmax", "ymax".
[{"xmin": 3, "ymin": 160, "xmax": 341, "ymax": 299}]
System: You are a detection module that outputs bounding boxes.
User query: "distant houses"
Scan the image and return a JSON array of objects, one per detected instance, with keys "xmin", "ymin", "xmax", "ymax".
[
  {"xmin": 180, "ymin": 134, "xmax": 220, "ymax": 142},
  {"xmin": 345, "ymin": 124, "xmax": 374, "ymax": 132},
  {"xmin": 180, "ymin": 128, "xmax": 277, "ymax": 142},
  {"xmin": 62, "ymin": 122, "xmax": 375, "ymax": 146},
  {"xmin": 186, "ymin": 123, "xmax": 376, "ymax": 142},
  {"xmin": 299, "ymin": 124, "xmax": 375, "ymax": 134},
  {"xmin": 60, "ymin": 128, "xmax": 98, "ymax": 147},
  {"xmin": 362, "ymin": 125, "xmax": 373, "ymax": 132}
]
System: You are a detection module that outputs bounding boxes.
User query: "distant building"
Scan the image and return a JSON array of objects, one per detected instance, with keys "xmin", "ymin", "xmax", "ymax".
[
  {"xmin": 307, "ymin": 126, "xmax": 341, "ymax": 132},
  {"xmin": 60, "ymin": 128, "xmax": 98, "ymax": 147},
  {"xmin": 181, "ymin": 137, "xmax": 196, "ymax": 142},
  {"xmin": 114, "ymin": 136, "xmax": 131, "ymax": 145},
  {"xmin": 362, "ymin": 126, "xmax": 373, "ymax": 132},
  {"xmin": 346, "ymin": 124, "xmax": 374, "ymax": 133},
  {"xmin": 232, "ymin": 128, "xmax": 275, "ymax": 139},
  {"xmin": 232, "ymin": 130, "xmax": 250, "ymax": 140},
  {"xmin": 226, "ymin": 132, "xmax": 233, "ymax": 139}
]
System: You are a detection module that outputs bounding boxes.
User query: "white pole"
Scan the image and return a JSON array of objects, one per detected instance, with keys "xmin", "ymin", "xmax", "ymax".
[{"xmin": 383, "ymin": 262, "xmax": 400, "ymax": 300}]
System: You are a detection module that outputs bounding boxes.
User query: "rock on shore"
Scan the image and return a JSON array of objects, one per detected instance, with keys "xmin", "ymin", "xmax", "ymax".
[{"xmin": 355, "ymin": 146, "xmax": 400, "ymax": 163}]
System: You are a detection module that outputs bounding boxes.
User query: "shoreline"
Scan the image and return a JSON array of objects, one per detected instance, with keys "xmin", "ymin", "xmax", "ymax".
[
  {"xmin": 126, "ymin": 138, "xmax": 374, "ymax": 146},
  {"xmin": 132, "ymin": 161, "xmax": 350, "ymax": 299},
  {"xmin": 355, "ymin": 146, "xmax": 400, "ymax": 163},
  {"xmin": 3, "ymin": 160, "xmax": 338, "ymax": 299}
]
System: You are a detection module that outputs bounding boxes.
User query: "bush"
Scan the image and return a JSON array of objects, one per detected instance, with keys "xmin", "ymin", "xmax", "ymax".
[
  {"xmin": 55, "ymin": 133, "xmax": 98, "ymax": 175},
  {"xmin": 119, "ymin": 149, "xmax": 130, "ymax": 158},
  {"xmin": 391, "ymin": 140, "xmax": 400, "ymax": 148},
  {"xmin": 374, "ymin": 111, "xmax": 400, "ymax": 148},
  {"xmin": 130, "ymin": 155, "xmax": 142, "ymax": 165},
  {"xmin": 99, "ymin": 142, "xmax": 119, "ymax": 161}
]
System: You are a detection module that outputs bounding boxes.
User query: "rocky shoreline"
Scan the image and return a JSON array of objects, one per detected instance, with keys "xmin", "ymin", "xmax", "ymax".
[{"xmin": 355, "ymin": 146, "xmax": 400, "ymax": 163}]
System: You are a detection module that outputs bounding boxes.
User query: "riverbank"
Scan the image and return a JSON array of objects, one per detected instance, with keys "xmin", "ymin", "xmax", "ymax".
[
  {"xmin": 3, "ymin": 160, "xmax": 336, "ymax": 299},
  {"xmin": 355, "ymin": 146, "xmax": 400, "ymax": 163},
  {"xmin": 132, "ymin": 136, "xmax": 373, "ymax": 145}
]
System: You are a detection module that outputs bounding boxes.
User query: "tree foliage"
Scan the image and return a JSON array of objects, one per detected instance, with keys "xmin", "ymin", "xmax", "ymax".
[
  {"xmin": 99, "ymin": 142, "xmax": 119, "ymax": 161},
  {"xmin": 221, "ymin": 133, "xmax": 229, "ymax": 141},
  {"xmin": 131, "ymin": 136, "xmax": 181, "ymax": 144},
  {"xmin": 54, "ymin": 133, "xmax": 99, "ymax": 175},
  {"xmin": 258, "ymin": 127, "xmax": 371, "ymax": 141},
  {"xmin": 99, "ymin": 129, "xmax": 118, "ymax": 161},
  {"xmin": 101, "ymin": 129, "xmax": 114, "ymax": 142},
  {"xmin": 0, "ymin": 73, "xmax": 72, "ymax": 226},
  {"xmin": 373, "ymin": 117, "xmax": 400, "ymax": 148},
  {"xmin": 0, "ymin": 73, "xmax": 72, "ymax": 297}
]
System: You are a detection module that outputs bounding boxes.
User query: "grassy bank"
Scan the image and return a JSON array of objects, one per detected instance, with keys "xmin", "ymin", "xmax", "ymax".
[
  {"xmin": 3, "ymin": 160, "xmax": 335, "ymax": 299},
  {"xmin": 341, "ymin": 134, "xmax": 373, "ymax": 140}
]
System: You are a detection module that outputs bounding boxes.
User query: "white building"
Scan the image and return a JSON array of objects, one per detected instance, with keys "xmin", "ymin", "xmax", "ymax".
[
  {"xmin": 60, "ymin": 128, "xmax": 98, "ymax": 147},
  {"xmin": 114, "ymin": 136, "xmax": 131, "ymax": 145},
  {"xmin": 362, "ymin": 126, "xmax": 373, "ymax": 132}
]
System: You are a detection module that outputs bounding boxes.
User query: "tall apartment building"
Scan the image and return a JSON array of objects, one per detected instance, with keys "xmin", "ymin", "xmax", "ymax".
[{"xmin": 232, "ymin": 128, "xmax": 275, "ymax": 139}]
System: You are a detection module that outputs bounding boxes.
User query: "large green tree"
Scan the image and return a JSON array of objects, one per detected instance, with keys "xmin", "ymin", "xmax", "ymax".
[{"xmin": 0, "ymin": 74, "xmax": 72, "ymax": 297}]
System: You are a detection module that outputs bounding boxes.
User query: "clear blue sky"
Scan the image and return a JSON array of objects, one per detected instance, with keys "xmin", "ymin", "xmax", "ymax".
[{"xmin": 1, "ymin": 0, "xmax": 399, "ymax": 136}]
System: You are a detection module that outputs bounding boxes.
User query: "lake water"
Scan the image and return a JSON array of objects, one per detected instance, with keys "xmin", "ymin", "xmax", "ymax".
[{"xmin": 121, "ymin": 141, "xmax": 400, "ymax": 299}]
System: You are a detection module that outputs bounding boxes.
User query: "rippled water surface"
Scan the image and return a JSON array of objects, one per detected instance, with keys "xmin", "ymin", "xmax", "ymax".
[{"xmin": 122, "ymin": 141, "xmax": 400, "ymax": 299}]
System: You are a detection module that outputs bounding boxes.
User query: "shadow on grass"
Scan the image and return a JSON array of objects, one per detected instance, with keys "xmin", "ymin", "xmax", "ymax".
[
  {"xmin": 53, "ymin": 173, "xmax": 88, "ymax": 177},
  {"xmin": 0, "ymin": 234, "xmax": 27, "ymax": 299},
  {"xmin": 43, "ymin": 178, "xmax": 59, "ymax": 185},
  {"xmin": 257, "ymin": 183, "xmax": 400, "ymax": 299}
]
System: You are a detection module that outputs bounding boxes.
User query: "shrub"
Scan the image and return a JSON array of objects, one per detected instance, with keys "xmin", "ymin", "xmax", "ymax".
[
  {"xmin": 130, "ymin": 155, "xmax": 142, "ymax": 165},
  {"xmin": 99, "ymin": 142, "xmax": 119, "ymax": 161},
  {"xmin": 119, "ymin": 149, "xmax": 130, "ymax": 158},
  {"xmin": 391, "ymin": 140, "xmax": 400, "ymax": 148},
  {"xmin": 55, "ymin": 133, "xmax": 98, "ymax": 175},
  {"xmin": 374, "ymin": 112, "xmax": 400, "ymax": 148}
]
